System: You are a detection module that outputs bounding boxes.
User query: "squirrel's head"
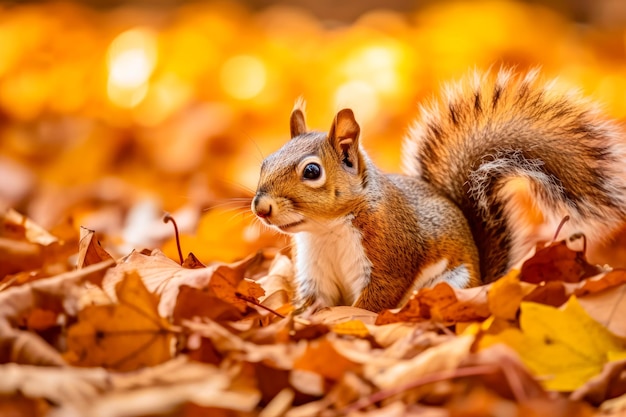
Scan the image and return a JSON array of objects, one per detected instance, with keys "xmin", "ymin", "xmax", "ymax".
[{"xmin": 251, "ymin": 103, "xmax": 367, "ymax": 234}]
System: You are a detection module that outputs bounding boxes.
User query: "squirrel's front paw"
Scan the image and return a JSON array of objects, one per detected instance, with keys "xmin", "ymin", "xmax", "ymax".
[{"xmin": 293, "ymin": 296, "xmax": 326, "ymax": 315}]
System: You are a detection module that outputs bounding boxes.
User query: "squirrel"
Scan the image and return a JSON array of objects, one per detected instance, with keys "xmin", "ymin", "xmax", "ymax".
[{"xmin": 251, "ymin": 69, "xmax": 626, "ymax": 312}]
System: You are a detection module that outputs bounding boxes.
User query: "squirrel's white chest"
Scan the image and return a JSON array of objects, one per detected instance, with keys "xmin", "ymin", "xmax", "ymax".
[{"xmin": 293, "ymin": 217, "xmax": 371, "ymax": 307}]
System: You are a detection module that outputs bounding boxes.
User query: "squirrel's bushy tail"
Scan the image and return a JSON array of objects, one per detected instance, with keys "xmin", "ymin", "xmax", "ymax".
[{"xmin": 403, "ymin": 69, "xmax": 626, "ymax": 281}]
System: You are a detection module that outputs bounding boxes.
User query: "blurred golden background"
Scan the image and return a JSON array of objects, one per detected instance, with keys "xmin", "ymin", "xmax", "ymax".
[{"xmin": 1, "ymin": 0, "xmax": 626, "ymax": 262}]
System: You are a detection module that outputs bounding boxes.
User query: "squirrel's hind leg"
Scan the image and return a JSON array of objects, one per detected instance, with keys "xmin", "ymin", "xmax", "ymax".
[{"xmin": 354, "ymin": 258, "xmax": 480, "ymax": 312}]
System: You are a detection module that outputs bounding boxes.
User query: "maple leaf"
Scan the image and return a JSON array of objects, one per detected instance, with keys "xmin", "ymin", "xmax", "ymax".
[
  {"xmin": 521, "ymin": 240, "xmax": 603, "ymax": 284},
  {"xmin": 479, "ymin": 297, "xmax": 626, "ymax": 391},
  {"xmin": 66, "ymin": 271, "xmax": 175, "ymax": 371}
]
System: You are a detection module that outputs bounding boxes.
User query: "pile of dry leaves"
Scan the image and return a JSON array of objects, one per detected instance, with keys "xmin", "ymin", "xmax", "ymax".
[{"xmin": 1, "ymin": 207, "xmax": 626, "ymax": 417}]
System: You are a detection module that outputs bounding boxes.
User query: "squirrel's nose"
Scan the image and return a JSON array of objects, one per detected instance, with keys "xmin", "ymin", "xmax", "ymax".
[{"xmin": 252, "ymin": 194, "xmax": 273, "ymax": 218}]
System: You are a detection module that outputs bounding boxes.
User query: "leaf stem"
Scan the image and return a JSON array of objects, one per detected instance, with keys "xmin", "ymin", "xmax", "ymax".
[
  {"xmin": 163, "ymin": 213, "xmax": 184, "ymax": 265},
  {"xmin": 553, "ymin": 215, "xmax": 570, "ymax": 241},
  {"xmin": 235, "ymin": 292, "xmax": 286, "ymax": 318}
]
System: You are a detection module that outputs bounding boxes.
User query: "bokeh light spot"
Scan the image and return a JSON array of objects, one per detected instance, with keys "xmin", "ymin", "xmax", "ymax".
[
  {"xmin": 220, "ymin": 55, "xmax": 267, "ymax": 100},
  {"xmin": 334, "ymin": 80, "xmax": 379, "ymax": 124},
  {"xmin": 107, "ymin": 28, "xmax": 158, "ymax": 108}
]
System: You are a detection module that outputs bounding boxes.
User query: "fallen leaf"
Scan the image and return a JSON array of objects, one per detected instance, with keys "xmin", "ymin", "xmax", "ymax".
[
  {"xmin": 479, "ymin": 297, "xmax": 626, "ymax": 391},
  {"xmin": 0, "ymin": 363, "xmax": 109, "ymax": 407},
  {"xmin": 1, "ymin": 209, "xmax": 58, "ymax": 246},
  {"xmin": 447, "ymin": 387, "xmax": 594, "ymax": 417},
  {"xmin": 0, "ymin": 209, "xmax": 76, "ymax": 284},
  {"xmin": 523, "ymin": 281, "xmax": 569, "ymax": 307},
  {"xmin": 258, "ymin": 387, "xmax": 295, "ymax": 417},
  {"xmin": 464, "ymin": 343, "xmax": 547, "ymax": 401},
  {"xmin": 102, "ymin": 250, "xmax": 263, "ymax": 317},
  {"xmin": 293, "ymin": 337, "xmax": 361, "ymax": 382},
  {"xmin": 66, "ymin": 271, "xmax": 174, "ymax": 371},
  {"xmin": 599, "ymin": 392, "xmax": 626, "ymax": 414},
  {"xmin": 0, "ymin": 260, "xmax": 114, "ymax": 366},
  {"xmin": 24, "ymin": 308, "xmax": 57, "ymax": 332},
  {"xmin": 0, "ymin": 394, "xmax": 49, "ymax": 417},
  {"xmin": 487, "ymin": 269, "xmax": 534, "ymax": 320},
  {"xmin": 184, "ymin": 319, "xmax": 305, "ymax": 371},
  {"xmin": 312, "ymin": 306, "xmax": 378, "ymax": 326},
  {"xmin": 367, "ymin": 322, "xmax": 439, "ymax": 349},
  {"xmin": 521, "ymin": 240, "xmax": 602, "ymax": 284},
  {"xmin": 0, "ymin": 238, "xmax": 43, "ymax": 280},
  {"xmin": 376, "ymin": 283, "xmax": 490, "ymax": 325},
  {"xmin": 76, "ymin": 226, "xmax": 113, "ymax": 269},
  {"xmin": 574, "ymin": 270, "xmax": 626, "ymax": 298},
  {"xmin": 331, "ymin": 320, "xmax": 370, "ymax": 338},
  {"xmin": 577, "ymin": 283, "xmax": 626, "ymax": 338},
  {"xmin": 62, "ymin": 357, "xmax": 259, "ymax": 416},
  {"xmin": 368, "ymin": 335, "xmax": 475, "ymax": 389},
  {"xmin": 182, "ymin": 252, "xmax": 206, "ymax": 269},
  {"xmin": 257, "ymin": 252, "xmax": 296, "ymax": 305},
  {"xmin": 173, "ymin": 285, "xmax": 243, "ymax": 324},
  {"xmin": 571, "ymin": 359, "xmax": 626, "ymax": 406}
]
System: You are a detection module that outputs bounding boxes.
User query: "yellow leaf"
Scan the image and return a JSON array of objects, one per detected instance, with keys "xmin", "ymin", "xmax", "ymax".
[
  {"xmin": 487, "ymin": 269, "xmax": 534, "ymax": 320},
  {"xmin": 66, "ymin": 271, "xmax": 174, "ymax": 371},
  {"xmin": 480, "ymin": 296, "xmax": 626, "ymax": 391},
  {"xmin": 331, "ymin": 320, "xmax": 370, "ymax": 338}
]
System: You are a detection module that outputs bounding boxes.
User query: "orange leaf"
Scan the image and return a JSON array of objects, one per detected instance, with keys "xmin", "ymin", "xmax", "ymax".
[
  {"xmin": 487, "ymin": 270, "xmax": 534, "ymax": 320},
  {"xmin": 574, "ymin": 270, "xmax": 626, "ymax": 298},
  {"xmin": 521, "ymin": 240, "xmax": 602, "ymax": 284},
  {"xmin": 376, "ymin": 283, "xmax": 490, "ymax": 325},
  {"xmin": 25, "ymin": 308, "xmax": 58, "ymax": 331},
  {"xmin": 293, "ymin": 338, "xmax": 361, "ymax": 381},
  {"xmin": 237, "ymin": 279, "xmax": 265, "ymax": 301},
  {"xmin": 66, "ymin": 271, "xmax": 174, "ymax": 371},
  {"xmin": 76, "ymin": 226, "xmax": 113, "ymax": 269},
  {"xmin": 173, "ymin": 285, "xmax": 243, "ymax": 324},
  {"xmin": 523, "ymin": 281, "xmax": 569, "ymax": 307},
  {"xmin": 102, "ymin": 250, "xmax": 263, "ymax": 317},
  {"xmin": 331, "ymin": 320, "xmax": 370, "ymax": 338},
  {"xmin": 182, "ymin": 252, "xmax": 206, "ymax": 269}
]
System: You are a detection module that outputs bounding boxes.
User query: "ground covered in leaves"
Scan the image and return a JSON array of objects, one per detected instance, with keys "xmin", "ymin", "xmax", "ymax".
[{"xmin": 3, "ymin": 208, "xmax": 626, "ymax": 417}]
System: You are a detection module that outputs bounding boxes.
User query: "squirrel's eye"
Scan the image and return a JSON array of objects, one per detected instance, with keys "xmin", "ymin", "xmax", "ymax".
[{"xmin": 302, "ymin": 163, "xmax": 321, "ymax": 180}]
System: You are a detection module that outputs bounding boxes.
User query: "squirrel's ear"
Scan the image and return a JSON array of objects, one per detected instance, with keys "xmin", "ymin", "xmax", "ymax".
[
  {"xmin": 290, "ymin": 100, "xmax": 307, "ymax": 138},
  {"xmin": 329, "ymin": 108, "xmax": 361, "ymax": 173}
]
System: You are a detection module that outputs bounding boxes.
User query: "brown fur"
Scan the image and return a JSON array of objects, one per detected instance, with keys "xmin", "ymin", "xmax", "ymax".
[{"xmin": 353, "ymin": 169, "xmax": 480, "ymax": 311}]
